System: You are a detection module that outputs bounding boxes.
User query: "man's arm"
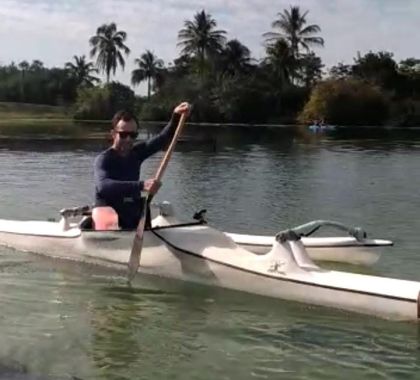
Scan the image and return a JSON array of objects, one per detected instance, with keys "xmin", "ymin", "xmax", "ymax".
[
  {"xmin": 134, "ymin": 112, "xmax": 180, "ymax": 159},
  {"xmin": 94, "ymin": 155, "xmax": 142, "ymax": 199}
]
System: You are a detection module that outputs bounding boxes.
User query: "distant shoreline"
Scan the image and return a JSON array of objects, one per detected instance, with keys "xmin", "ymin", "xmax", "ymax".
[
  {"xmin": 2, "ymin": 118, "xmax": 420, "ymax": 129},
  {"xmin": 1, "ymin": 102, "xmax": 419, "ymax": 133}
]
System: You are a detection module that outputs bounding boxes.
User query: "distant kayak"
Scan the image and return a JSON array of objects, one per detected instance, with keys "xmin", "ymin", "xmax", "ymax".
[{"xmin": 308, "ymin": 124, "xmax": 336, "ymax": 133}]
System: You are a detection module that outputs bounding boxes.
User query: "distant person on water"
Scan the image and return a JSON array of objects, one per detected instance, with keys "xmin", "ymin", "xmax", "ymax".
[
  {"xmin": 308, "ymin": 119, "xmax": 320, "ymax": 133},
  {"xmin": 93, "ymin": 102, "xmax": 190, "ymax": 229},
  {"xmin": 308, "ymin": 118, "xmax": 335, "ymax": 134}
]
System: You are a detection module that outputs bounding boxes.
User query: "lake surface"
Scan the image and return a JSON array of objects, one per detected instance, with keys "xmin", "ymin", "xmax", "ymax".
[{"xmin": 1, "ymin": 126, "xmax": 420, "ymax": 379}]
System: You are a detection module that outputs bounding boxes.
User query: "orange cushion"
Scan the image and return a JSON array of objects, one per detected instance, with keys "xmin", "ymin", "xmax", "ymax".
[{"xmin": 92, "ymin": 207, "xmax": 119, "ymax": 230}]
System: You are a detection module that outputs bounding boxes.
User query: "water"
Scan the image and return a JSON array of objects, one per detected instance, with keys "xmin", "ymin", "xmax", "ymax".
[{"xmin": 1, "ymin": 127, "xmax": 420, "ymax": 379}]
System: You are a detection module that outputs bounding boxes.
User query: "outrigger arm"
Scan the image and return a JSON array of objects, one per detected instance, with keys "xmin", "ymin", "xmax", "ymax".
[{"xmin": 276, "ymin": 220, "xmax": 367, "ymax": 243}]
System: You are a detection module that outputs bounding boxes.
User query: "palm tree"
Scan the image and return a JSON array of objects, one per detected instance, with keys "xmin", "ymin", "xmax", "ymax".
[
  {"xmin": 219, "ymin": 39, "xmax": 251, "ymax": 77},
  {"xmin": 298, "ymin": 52, "xmax": 323, "ymax": 87},
  {"xmin": 131, "ymin": 50, "xmax": 164, "ymax": 99},
  {"xmin": 263, "ymin": 6, "xmax": 324, "ymax": 59},
  {"xmin": 264, "ymin": 39, "xmax": 296, "ymax": 85},
  {"xmin": 29, "ymin": 60, "xmax": 44, "ymax": 71},
  {"xmin": 18, "ymin": 60, "xmax": 29, "ymax": 72},
  {"xmin": 18, "ymin": 60, "xmax": 29, "ymax": 102},
  {"xmin": 177, "ymin": 10, "xmax": 226, "ymax": 74},
  {"xmin": 89, "ymin": 22, "xmax": 130, "ymax": 82},
  {"xmin": 65, "ymin": 55, "xmax": 99, "ymax": 87},
  {"xmin": 329, "ymin": 62, "xmax": 352, "ymax": 79}
]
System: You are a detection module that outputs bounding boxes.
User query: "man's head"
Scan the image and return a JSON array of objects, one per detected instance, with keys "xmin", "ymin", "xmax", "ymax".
[{"xmin": 111, "ymin": 110, "xmax": 139, "ymax": 155}]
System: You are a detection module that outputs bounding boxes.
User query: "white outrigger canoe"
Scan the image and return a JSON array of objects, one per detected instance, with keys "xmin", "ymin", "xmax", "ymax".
[{"xmin": 0, "ymin": 203, "xmax": 417, "ymax": 321}]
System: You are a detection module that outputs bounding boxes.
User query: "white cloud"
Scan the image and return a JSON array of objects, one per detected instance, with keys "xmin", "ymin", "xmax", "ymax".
[{"xmin": 0, "ymin": 0, "xmax": 419, "ymax": 93}]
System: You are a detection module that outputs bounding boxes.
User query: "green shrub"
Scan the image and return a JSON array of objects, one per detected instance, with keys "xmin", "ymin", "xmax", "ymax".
[
  {"xmin": 298, "ymin": 79, "xmax": 389, "ymax": 126},
  {"xmin": 390, "ymin": 99, "xmax": 420, "ymax": 127},
  {"xmin": 212, "ymin": 76, "xmax": 275, "ymax": 123},
  {"xmin": 73, "ymin": 82, "xmax": 135, "ymax": 120},
  {"xmin": 139, "ymin": 101, "xmax": 171, "ymax": 121}
]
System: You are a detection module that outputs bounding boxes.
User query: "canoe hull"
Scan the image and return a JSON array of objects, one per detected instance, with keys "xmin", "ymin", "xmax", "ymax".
[{"xmin": 0, "ymin": 223, "xmax": 417, "ymax": 321}]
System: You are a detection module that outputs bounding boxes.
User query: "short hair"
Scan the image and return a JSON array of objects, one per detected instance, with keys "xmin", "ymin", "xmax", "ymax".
[{"xmin": 111, "ymin": 110, "xmax": 139, "ymax": 129}]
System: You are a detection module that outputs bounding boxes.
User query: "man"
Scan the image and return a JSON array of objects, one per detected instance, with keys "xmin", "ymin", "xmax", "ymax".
[{"xmin": 93, "ymin": 102, "xmax": 190, "ymax": 229}]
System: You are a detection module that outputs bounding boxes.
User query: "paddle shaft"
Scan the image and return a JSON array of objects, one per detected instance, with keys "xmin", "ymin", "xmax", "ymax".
[
  {"xmin": 127, "ymin": 112, "xmax": 188, "ymax": 282},
  {"xmin": 144, "ymin": 112, "xmax": 188, "ymax": 226},
  {"xmin": 154, "ymin": 112, "xmax": 187, "ymax": 183}
]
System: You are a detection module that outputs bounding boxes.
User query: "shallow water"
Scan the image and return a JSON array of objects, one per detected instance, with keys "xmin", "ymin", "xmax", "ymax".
[{"xmin": 1, "ymin": 126, "xmax": 420, "ymax": 379}]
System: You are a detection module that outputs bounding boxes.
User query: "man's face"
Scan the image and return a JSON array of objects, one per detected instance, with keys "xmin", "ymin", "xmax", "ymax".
[{"xmin": 111, "ymin": 119, "xmax": 138, "ymax": 154}]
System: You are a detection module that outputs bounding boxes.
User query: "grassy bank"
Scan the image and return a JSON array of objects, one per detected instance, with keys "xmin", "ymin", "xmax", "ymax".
[
  {"xmin": 0, "ymin": 102, "xmax": 70, "ymax": 119},
  {"xmin": 0, "ymin": 102, "xmax": 282, "ymax": 136},
  {"xmin": 0, "ymin": 102, "xmax": 110, "ymax": 137}
]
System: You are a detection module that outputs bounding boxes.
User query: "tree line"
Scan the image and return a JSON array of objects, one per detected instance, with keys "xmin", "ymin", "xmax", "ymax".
[{"xmin": 1, "ymin": 5, "xmax": 420, "ymax": 126}]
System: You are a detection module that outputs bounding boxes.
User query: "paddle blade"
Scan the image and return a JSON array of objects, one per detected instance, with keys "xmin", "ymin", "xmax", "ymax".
[
  {"xmin": 127, "ymin": 199, "xmax": 148, "ymax": 283},
  {"xmin": 127, "ymin": 233, "xmax": 144, "ymax": 282}
]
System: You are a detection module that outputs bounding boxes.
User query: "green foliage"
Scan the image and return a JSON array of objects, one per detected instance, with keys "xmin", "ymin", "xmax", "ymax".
[
  {"xmin": 389, "ymin": 99, "xmax": 420, "ymax": 127},
  {"xmin": 299, "ymin": 79, "xmax": 389, "ymax": 126},
  {"xmin": 73, "ymin": 82, "xmax": 135, "ymax": 120},
  {"xmin": 4, "ymin": 8, "xmax": 420, "ymax": 127},
  {"xmin": 0, "ymin": 61, "xmax": 76, "ymax": 105},
  {"xmin": 323, "ymin": 51, "xmax": 420, "ymax": 126},
  {"xmin": 297, "ymin": 52, "xmax": 323, "ymax": 87},
  {"xmin": 131, "ymin": 50, "xmax": 164, "ymax": 98},
  {"xmin": 140, "ymin": 65, "xmax": 308, "ymax": 124},
  {"xmin": 216, "ymin": 39, "xmax": 252, "ymax": 78},
  {"xmin": 140, "ymin": 73, "xmax": 221, "ymax": 122},
  {"xmin": 0, "ymin": 102, "xmax": 68, "ymax": 119},
  {"xmin": 139, "ymin": 101, "xmax": 170, "ymax": 121},
  {"xmin": 177, "ymin": 10, "xmax": 226, "ymax": 64},
  {"xmin": 397, "ymin": 58, "xmax": 420, "ymax": 99},
  {"xmin": 352, "ymin": 51, "xmax": 400, "ymax": 91},
  {"xmin": 278, "ymin": 85, "xmax": 309, "ymax": 121},
  {"xmin": 399, "ymin": 58, "xmax": 420, "ymax": 77},
  {"xmin": 264, "ymin": 39, "xmax": 295, "ymax": 86},
  {"xmin": 263, "ymin": 5, "xmax": 324, "ymax": 56},
  {"xmin": 329, "ymin": 63, "xmax": 352, "ymax": 79},
  {"xmin": 73, "ymin": 86, "xmax": 110, "ymax": 120},
  {"xmin": 108, "ymin": 82, "xmax": 136, "ymax": 112},
  {"xmin": 65, "ymin": 55, "xmax": 99, "ymax": 88},
  {"xmin": 213, "ymin": 75, "xmax": 275, "ymax": 123},
  {"xmin": 263, "ymin": 5, "xmax": 323, "ymax": 85}
]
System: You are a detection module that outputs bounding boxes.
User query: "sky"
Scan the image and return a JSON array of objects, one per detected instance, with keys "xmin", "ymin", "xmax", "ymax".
[{"xmin": 0, "ymin": 0, "xmax": 419, "ymax": 94}]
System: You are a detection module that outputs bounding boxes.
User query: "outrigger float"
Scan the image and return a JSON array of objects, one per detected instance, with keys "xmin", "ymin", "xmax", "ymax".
[
  {"xmin": 175, "ymin": 207, "xmax": 391, "ymax": 266},
  {"xmin": 0, "ymin": 203, "xmax": 417, "ymax": 321},
  {"xmin": 226, "ymin": 232, "xmax": 390, "ymax": 266}
]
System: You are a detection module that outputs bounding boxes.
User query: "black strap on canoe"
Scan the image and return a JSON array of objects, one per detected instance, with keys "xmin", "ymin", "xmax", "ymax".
[{"xmin": 276, "ymin": 220, "xmax": 367, "ymax": 242}]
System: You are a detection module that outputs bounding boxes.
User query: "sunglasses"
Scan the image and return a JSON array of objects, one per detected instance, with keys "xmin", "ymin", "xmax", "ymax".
[{"xmin": 116, "ymin": 131, "xmax": 138, "ymax": 139}]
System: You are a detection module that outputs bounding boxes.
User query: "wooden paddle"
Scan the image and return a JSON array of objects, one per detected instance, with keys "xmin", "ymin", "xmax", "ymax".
[{"xmin": 127, "ymin": 110, "xmax": 188, "ymax": 283}]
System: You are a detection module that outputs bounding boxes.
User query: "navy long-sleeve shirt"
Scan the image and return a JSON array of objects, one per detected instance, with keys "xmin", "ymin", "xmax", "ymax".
[{"xmin": 93, "ymin": 114, "xmax": 179, "ymax": 229}]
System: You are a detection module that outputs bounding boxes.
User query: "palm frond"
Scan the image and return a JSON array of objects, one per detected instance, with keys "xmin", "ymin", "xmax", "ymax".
[{"xmin": 300, "ymin": 24, "xmax": 322, "ymax": 35}]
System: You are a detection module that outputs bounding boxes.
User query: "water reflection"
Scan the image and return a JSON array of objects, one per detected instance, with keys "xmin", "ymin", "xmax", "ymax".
[{"xmin": 2, "ymin": 124, "xmax": 420, "ymax": 154}]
